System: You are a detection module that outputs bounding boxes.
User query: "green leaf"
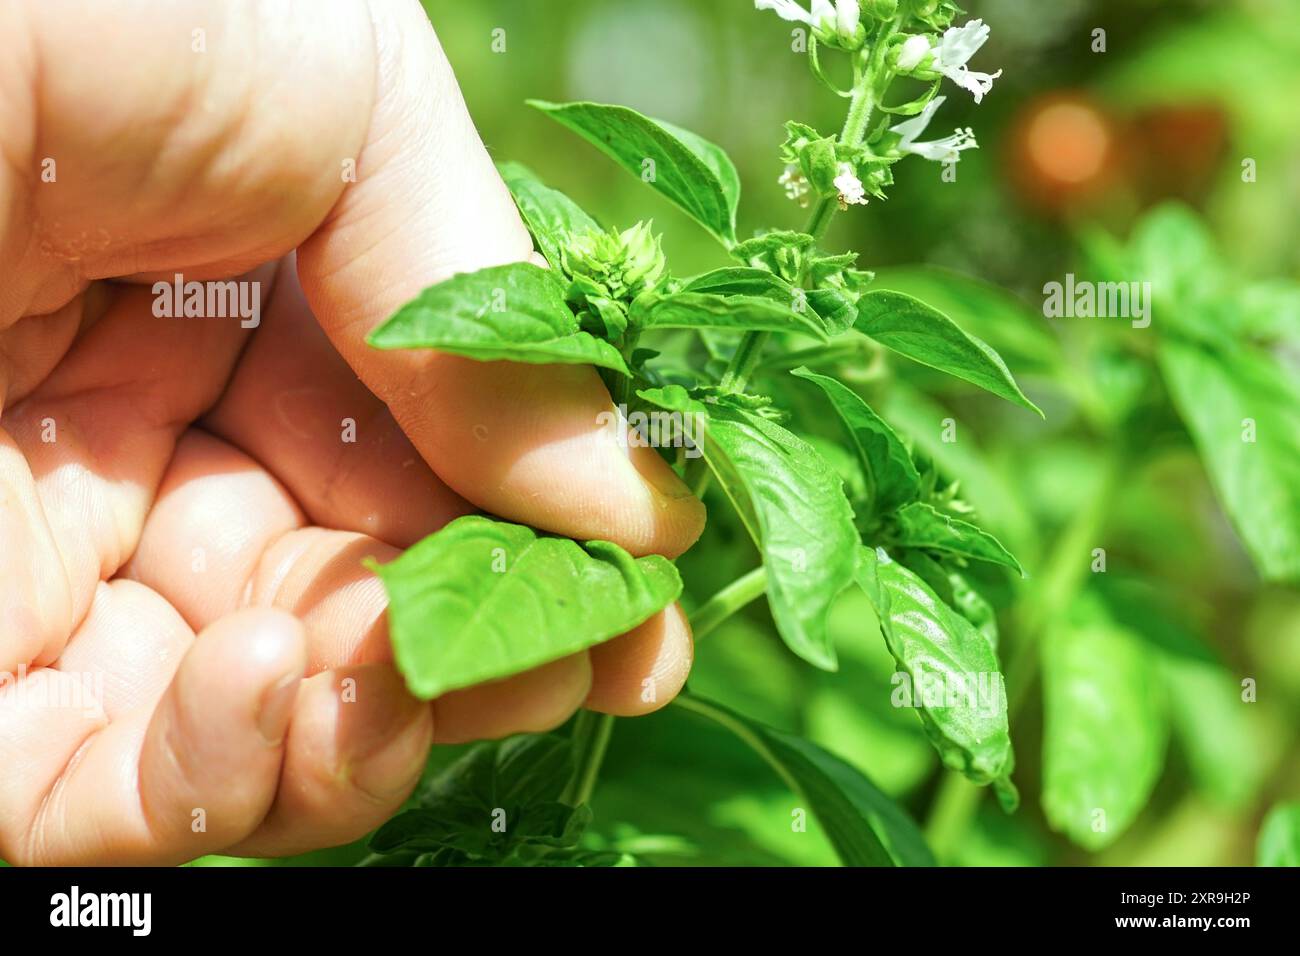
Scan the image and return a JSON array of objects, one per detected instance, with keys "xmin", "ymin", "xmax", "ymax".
[
  {"xmin": 855, "ymin": 547, "xmax": 1014, "ymax": 786},
  {"xmin": 369, "ymin": 735, "xmax": 588, "ymax": 862},
  {"xmin": 1257, "ymin": 803, "xmax": 1300, "ymax": 867},
  {"xmin": 892, "ymin": 502, "xmax": 1024, "ymax": 576},
  {"xmin": 948, "ymin": 570, "xmax": 999, "ymax": 653},
  {"xmin": 369, "ymin": 515, "xmax": 682, "ymax": 698},
  {"xmin": 1158, "ymin": 339, "xmax": 1300, "ymax": 582},
  {"xmin": 368, "ymin": 262, "xmax": 629, "ymax": 374},
  {"xmin": 854, "ymin": 290, "xmax": 1042, "ymax": 415},
  {"xmin": 870, "ymin": 265, "xmax": 1061, "ymax": 372},
  {"xmin": 674, "ymin": 694, "xmax": 935, "ymax": 866},
  {"xmin": 790, "ymin": 367, "xmax": 921, "ymax": 516},
  {"xmin": 529, "ymin": 99, "xmax": 739, "ymax": 245},
  {"xmin": 681, "ymin": 266, "xmax": 796, "ymax": 301},
  {"xmin": 692, "ymin": 397, "xmax": 859, "ymax": 670},
  {"xmin": 880, "ymin": 382, "xmax": 1033, "ymax": 551},
  {"xmin": 680, "ymin": 267, "xmax": 854, "ymax": 334},
  {"xmin": 807, "ymin": 288, "xmax": 859, "ymax": 335},
  {"xmin": 632, "ymin": 291, "xmax": 829, "ymax": 339},
  {"xmin": 497, "ymin": 161, "xmax": 600, "ymax": 269},
  {"xmin": 1041, "ymin": 592, "xmax": 1168, "ymax": 851}
]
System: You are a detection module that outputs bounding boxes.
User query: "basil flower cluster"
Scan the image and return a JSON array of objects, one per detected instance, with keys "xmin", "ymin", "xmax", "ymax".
[
  {"xmin": 757, "ymin": 0, "xmax": 1001, "ymax": 212},
  {"xmin": 560, "ymin": 221, "xmax": 667, "ymax": 341}
]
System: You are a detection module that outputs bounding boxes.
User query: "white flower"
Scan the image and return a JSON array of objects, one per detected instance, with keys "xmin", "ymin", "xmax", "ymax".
[
  {"xmin": 931, "ymin": 19, "xmax": 1003, "ymax": 103},
  {"xmin": 754, "ymin": 0, "xmax": 836, "ymax": 27},
  {"xmin": 896, "ymin": 34, "xmax": 932, "ymax": 72},
  {"xmin": 778, "ymin": 164, "xmax": 812, "ymax": 206},
  {"xmin": 890, "ymin": 96, "xmax": 979, "ymax": 163},
  {"xmin": 833, "ymin": 162, "xmax": 868, "ymax": 209},
  {"xmin": 835, "ymin": 0, "xmax": 860, "ymax": 40}
]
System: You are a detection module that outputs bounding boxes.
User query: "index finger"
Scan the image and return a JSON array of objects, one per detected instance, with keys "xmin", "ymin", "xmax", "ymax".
[{"xmin": 295, "ymin": 0, "xmax": 703, "ymax": 557}]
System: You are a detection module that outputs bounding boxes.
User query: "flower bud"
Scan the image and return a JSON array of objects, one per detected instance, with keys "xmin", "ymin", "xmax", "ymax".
[
  {"xmin": 561, "ymin": 222, "xmax": 667, "ymax": 303},
  {"xmin": 836, "ymin": 0, "xmax": 862, "ymax": 38},
  {"xmin": 895, "ymin": 34, "xmax": 932, "ymax": 72}
]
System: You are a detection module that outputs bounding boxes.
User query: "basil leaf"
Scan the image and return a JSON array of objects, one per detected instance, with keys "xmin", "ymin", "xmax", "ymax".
[
  {"xmin": 892, "ymin": 502, "xmax": 1024, "ymax": 576},
  {"xmin": 680, "ymin": 266, "xmax": 796, "ymax": 302},
  {"xmin": 871, "ymin": 265, "xmax": 1061, "ymax": 372},
  {"xmin": 369, "ymin": 515, "xmax": 682, "ymax": 698},
  {"xmin": 497, "ymin": 161, "xmax": 600, "ymax": 269},
  {"xmin": 369, "ymin": 262, "xmax": 629, "ymax": 374},
  {"xmin": 881, "ymin": 382, "xmax": 1033, "ymax": 550},
  {"xmin": 369, "ymin": 735, "xmax": 587, "ymax": 861},
  {"xmin": 633, "ymin": 291, "xmax": 829, "ymax": 340},
  {"xmin": 1041, "ymin": 592, "xmax": 1168, "ymax": 850},
  {"xmin": 807, "ymin": 288, "xmax": 859, "ymax": 335},
  {"xmin": 680, "ymin": 267, "xmax": 852, "ymax": 334},
  {"xmin": 695, "ymin": 397, "xmax": 859, "ymax": 670},
  {"xmin": 1159, "ymin": 339, "xmax": 1300, "ymax": 582},
  {"xmin": 1256, "ymin": 803, "xmax": 1300, "ymax": 867},
  {"xmin": 674, "ymin": 694, "xmax": 935, "ymax": 866},
  {"xmin": 854, "ymin": 290, "xmax": 1042, "ymax": 416},
  {"xmin": 855, "ymin": 546, "xmax": 1014, "ymax": 786},
  {"xmin": 529, "ymin": 99, "xmax": 739, "ymax": 245},
  {"xmin": 790, "ymin": 367, "xmax": 921, "ymax": 516},
  {"xmin": 948, "ymin": 570, "xmax": 999, "ymax": 653}
]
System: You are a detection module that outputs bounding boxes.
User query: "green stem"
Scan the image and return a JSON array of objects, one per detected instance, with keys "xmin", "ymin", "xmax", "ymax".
[
  {"xmin": 718, "ymin": 329, "xmax": 772, "ymax": 392},
  {"xmin": 558, "ymin": 563, "xmax": 771, "ymax": 810},
  {"xmin": 673, "ymin": 695, "xmax": 805, "ymax": 797},
  {"xmin": 689, "ymin": 566, "xmax": 768, "ymax": 640},
  {"xmin": 720, "ymin": 32, "xmax": 889, "ymax": 394},
  {"xmin": 560, "ymin": 709, "xmax": 615, "ymax": 807}
]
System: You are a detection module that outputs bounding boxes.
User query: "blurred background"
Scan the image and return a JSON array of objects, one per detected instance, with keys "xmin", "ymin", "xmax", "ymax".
[{"xmin": 202, "ymin": 0, "xmax": 1300, "ymax": 867}]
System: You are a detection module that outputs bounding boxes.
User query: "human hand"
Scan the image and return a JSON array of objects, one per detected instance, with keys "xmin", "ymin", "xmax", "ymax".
[{"xmin": 0, "ymin": 0, "xmax": 703, "ymax": 865}]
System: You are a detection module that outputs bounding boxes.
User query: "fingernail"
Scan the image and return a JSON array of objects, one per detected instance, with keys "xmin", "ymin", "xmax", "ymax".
[{"xmin": 257, "ymin": 671, "xmax": 300, "ymax": 746}]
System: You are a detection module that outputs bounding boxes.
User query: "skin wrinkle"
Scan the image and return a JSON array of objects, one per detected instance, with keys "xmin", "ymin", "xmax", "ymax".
[
  {"xmin": 17, "ymin": 684, "xmax": 105, "ymax": 865},
  {"xmin": 0, "ymin": 431, "xmax": 76, "ymax": 664}
]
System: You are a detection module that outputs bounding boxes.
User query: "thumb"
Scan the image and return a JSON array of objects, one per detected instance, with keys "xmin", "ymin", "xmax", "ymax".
[
  {"xmin": 134, "ymin": 608, "xmax": 306, "ymax": 860},
  {"xmin": 296, "ymin": 0, "xmax": 704, "ymax": 558}
]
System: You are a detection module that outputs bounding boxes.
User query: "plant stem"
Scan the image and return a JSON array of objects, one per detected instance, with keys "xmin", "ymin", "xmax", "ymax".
[
  {"xmin": 558, "ymin": 564, "xmax": 770, "ymax": 810},
  {"xmin": 718, "ymin": 329, "xmax": 771, "ymax": 392},
  {"xmin": 720, "ymin": 34, "xmax": 887, "ymax": 394},
  {"xmin": 560, "ymin": 709, "xmax": 615, "ymax": 807},
  {"xmin": 689, "ymin": 566, "xmax": 768, "ymax": 640}
]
